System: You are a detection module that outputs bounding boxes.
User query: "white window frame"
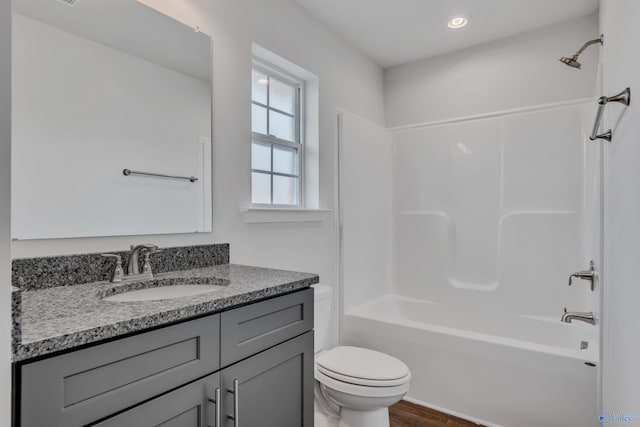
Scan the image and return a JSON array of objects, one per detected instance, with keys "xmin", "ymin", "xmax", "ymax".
[{"xmin": 251, "ymin": 59, "xmax": 305, "ymax": 207}]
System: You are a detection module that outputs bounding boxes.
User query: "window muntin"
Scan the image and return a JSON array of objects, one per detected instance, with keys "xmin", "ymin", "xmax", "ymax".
[{"xmin": 251, "ymin": 63, "xmax": 303, "ymax": 206}]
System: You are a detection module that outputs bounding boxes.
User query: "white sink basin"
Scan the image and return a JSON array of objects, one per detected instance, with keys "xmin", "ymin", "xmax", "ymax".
[{"xmin": 103, "ymin": 284, "xmax": 222, "ymax": 302}]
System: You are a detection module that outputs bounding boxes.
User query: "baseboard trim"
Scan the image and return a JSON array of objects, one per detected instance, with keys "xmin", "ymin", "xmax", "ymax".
[{"xmin": 401, "ymin": 396, "xmax": 501, "ymax": 427}]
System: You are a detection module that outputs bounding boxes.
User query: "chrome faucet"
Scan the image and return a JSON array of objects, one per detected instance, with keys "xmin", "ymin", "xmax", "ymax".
[
  {"xmin": 568, "ymin": 261, "xmax": 597, "ymax": 291},
  {"xmin": 102, "ymin": 244, "xmax": 159, "ymax": 283},
  {"xmin": 561, "ymin": 308, "xmax": 598, "ymax": 325}
]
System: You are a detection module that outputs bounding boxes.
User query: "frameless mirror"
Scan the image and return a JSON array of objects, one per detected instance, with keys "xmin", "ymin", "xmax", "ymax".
[{"xmin": 11, "ymin": 0, "xmax": 212, "ymax": 239}]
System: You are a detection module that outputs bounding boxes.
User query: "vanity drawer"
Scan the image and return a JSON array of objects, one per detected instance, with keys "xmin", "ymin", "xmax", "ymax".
[
  {"xmin": 20, "ymin": 314, "xmax": 220, "ymax": 427},
  {"xmin": 221, "ymin": 288, "xmax": 313, "ymax": 367}
]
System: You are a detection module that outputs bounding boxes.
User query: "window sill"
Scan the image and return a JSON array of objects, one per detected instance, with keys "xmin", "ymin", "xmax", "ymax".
[{"xmin": 242, "ymin": 207, "xmax": 332, "ymax": 224}]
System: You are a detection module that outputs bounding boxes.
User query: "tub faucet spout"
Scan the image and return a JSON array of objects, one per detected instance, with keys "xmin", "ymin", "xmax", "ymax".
[{"xmin": 561, "ymin": 308, "xmax": 598, "ymax": 325}]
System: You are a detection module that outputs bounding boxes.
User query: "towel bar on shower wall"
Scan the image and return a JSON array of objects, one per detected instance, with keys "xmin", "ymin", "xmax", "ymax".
[{"xmin": 590, "ymin": 87, "xmax": 631, "ymax": 142}]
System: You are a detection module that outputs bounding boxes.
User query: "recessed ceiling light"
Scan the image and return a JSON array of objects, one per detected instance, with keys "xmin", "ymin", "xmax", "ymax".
[{"xmin": 448, "ymin": 16, "xmax": 468, "ymax": 29}]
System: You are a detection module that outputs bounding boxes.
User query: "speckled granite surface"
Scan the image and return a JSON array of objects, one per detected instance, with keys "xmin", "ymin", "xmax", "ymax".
[
  {"xmin": 12, "ymin": 244, "xmax": 229, "ymax": 290},
  {"xmin": 13, "ymin": 264, "xmax": 318, "ymax": 362},
  {"xmin": 11, "ymin": 288, "xmax": 21, "ymax": 357}
]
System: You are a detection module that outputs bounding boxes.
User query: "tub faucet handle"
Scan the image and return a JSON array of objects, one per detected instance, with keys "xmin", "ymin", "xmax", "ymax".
[{"xmin": 568, "ymin": 261, "xmax": 596, "ymax": 291}]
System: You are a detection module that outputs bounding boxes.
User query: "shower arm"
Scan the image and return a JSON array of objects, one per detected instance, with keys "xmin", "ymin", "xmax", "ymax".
[
  {"xmin": 574, "ymin": 35, "xmax": 604, "ymax": 58},
  {"xmin": 590, "ymin": 87, "xmax": 631, "ymax": 142}
]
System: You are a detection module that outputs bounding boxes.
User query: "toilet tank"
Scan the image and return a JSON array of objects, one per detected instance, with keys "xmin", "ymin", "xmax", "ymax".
[{"xmin": 312, "ymin": 284, "xmax": 333, "ymax": 353}]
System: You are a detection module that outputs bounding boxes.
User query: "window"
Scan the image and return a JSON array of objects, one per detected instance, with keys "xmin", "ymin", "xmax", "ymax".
[{"xmin": 251, "ymin": 61, "xmax": 303, "ymax": 206}]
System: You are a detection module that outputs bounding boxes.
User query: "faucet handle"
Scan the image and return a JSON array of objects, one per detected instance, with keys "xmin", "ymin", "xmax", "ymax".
[
  {"xmin": 141, "ymin": 251, "xmax": 159, "ymax": 275},
  {"xmin": 568, "ymin": 261, "xmax": 597, "ymax": 291},
  {"xmin": 101, "ymin": 254, "xmax": 124, "ymax": 283},
  {"xmin": 141, "ymin": 245, "xmax": 160, "ymax": 275},
  {"xmin": 141, "ymin": 245, "xmax": 162, "ymax": 275}
]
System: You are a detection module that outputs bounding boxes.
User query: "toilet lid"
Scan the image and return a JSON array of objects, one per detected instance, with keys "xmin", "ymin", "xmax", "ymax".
[{"xmin": 316, "ymin": 346, "xmax": 410, "ymax": 382}]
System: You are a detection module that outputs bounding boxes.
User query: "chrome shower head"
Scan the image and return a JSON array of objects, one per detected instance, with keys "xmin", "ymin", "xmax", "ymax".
[
  {"xmin": 559, "ymin": 34, "xmax": 603, "ymax": 70},
  {"xmin": 559, "ymin": 55, "xmax": 582, "ymax": 69}
]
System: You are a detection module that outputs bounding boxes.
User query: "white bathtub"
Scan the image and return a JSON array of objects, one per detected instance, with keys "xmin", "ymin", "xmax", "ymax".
[{"xmin": 344, "ymin": 295, "xmax": 599, "ymax": 427}]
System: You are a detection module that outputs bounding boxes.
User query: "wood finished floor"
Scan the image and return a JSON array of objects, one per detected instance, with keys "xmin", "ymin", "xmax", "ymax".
[{"xmin": 389, "ymin": 400, "xmax": 486, "ymax": 427}]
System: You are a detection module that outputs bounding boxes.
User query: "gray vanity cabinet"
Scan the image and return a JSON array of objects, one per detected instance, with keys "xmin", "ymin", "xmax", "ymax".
[
  {"xmin": 93, "ymin": 331, "xmax": 313, "ymax": 427},
  {"xmin": 17, "ymin": 288, "xmax": 314, "ymax": 427}
]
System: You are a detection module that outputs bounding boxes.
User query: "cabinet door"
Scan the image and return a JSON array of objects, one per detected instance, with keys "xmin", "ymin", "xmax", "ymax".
[
  {"xmin": 94, "ymin": 372, "xmax": 221, "ymax": 427},
  {"xmin": 221, "ymin": 331, "xmax": 313, "ymax": 427}
]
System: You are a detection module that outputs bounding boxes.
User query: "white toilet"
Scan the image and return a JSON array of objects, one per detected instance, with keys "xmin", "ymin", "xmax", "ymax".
[{"xmin": 313, "ymin": 285, "xmax": 411, "ymax": 427}]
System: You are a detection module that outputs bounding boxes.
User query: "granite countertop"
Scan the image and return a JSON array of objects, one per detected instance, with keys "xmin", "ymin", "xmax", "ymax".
[{"xmin": 13, "ymin": 264, "xmax": 319, "ymax": 362}]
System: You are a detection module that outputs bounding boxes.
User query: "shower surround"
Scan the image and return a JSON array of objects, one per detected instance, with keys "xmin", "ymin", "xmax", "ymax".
[
  {"xmin": 391, "ymin": 103, "xmax": 597, "ymax": 316},
  {"xmin": 340, "ymin": 101, "xmax": 601, "ymax": 427}
]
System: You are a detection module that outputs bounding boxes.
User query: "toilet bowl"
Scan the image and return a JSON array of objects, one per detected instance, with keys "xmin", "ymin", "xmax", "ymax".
[{"xmin": 313, "ymin": 285, "xmax": 411, "ymax": 427}]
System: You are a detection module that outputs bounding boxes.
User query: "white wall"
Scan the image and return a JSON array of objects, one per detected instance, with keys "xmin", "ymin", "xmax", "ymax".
[
  {"xmin": 12, "ymin": 14, "xmax": 211, "ymax": 239},
  {"xmin": 384, "ymin": 14, "xmax": 599, "ymax": 127},
  {"xmin": 600, "ymin": 0, "xmax": 640, "ymax": 418},
  {"xmin": 0, "ymin": 0, "xmax": 10, "ymax": 424}
]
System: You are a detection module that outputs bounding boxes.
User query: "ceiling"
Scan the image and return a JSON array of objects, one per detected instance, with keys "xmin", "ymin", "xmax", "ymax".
[
  {"xmin": 14, "ymin": 0, "xmax": 211, "ymax": 82},
  {"xmin": 294, "ymin": 0, "xmax": 599, "ymax": 68}
]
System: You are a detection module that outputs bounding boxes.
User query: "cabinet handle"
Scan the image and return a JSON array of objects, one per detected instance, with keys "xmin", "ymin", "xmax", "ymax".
[
  {"xmin": 208, "ymin": 387, "xmax": 221, "ymax": 427},
  {"xmin": 227, "ymin": 379, "xmax": 239, "ymax": 426}
]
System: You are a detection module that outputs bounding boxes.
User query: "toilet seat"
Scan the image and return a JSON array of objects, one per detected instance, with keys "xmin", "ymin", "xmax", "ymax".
[
  {"xmin": 316, "ymin": 364, "xmax": 411, "ymax": 387},
  {"xmin": 316, "ymin": 346, "xmax": 410, "ymax": 385},
  {"xmin": 315, "ymin": 367, "xmax": 411, "ymax": 398}
]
